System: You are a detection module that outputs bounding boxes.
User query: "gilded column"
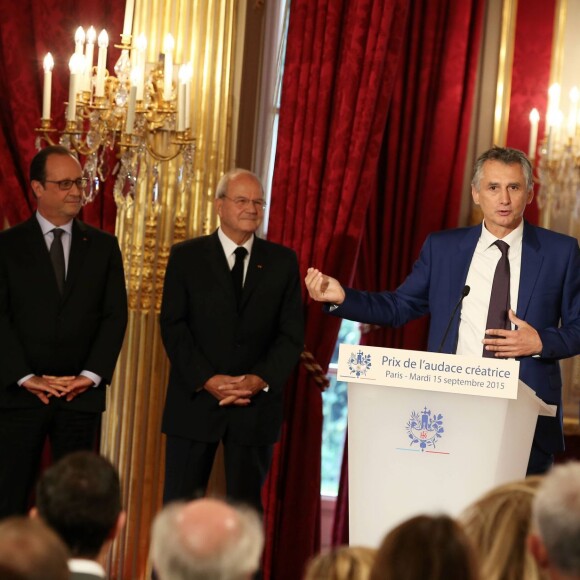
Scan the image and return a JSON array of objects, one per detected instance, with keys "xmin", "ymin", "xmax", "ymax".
[{"xmin": 100, "ymin": 1, "xmax": 237, "ymax": 577}]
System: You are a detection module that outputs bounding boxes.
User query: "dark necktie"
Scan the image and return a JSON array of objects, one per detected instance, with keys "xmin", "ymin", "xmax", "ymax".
[
  {"xmin": 50, "ymin": 228, "xmax": 66, "ymax": 295},
  {"xmin": 231, "ymin": 247, "xmax": 248, "ymax": 303},
  {"xmin": 483, "ymin": 240, "xmax": 510, "ymax": 357}
]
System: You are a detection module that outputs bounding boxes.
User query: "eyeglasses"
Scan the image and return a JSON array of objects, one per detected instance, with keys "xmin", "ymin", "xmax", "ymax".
[
  {"xmin": 43, "ymin": 177, "xmax": 89, "ymax": 191},
  {"xmin": 221, "ymin": 195, "xmax": 266, "ymax": 210}
]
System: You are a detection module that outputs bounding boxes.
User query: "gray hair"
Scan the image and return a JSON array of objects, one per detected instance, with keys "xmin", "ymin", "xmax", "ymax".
[
  {"xmin": 471, "ymin": 146, "xmax": 533, "ymax": 192},
  {"xmin": 215, "ymin": 169, "xmax": 263, "ymax": 200},
  {"xmin": 532, "ymin": 462, "xmax": 580, "ymax": 575},
  {"xmin": 150, "ymin": 501, "xmax": 264, "ymax": 580}
]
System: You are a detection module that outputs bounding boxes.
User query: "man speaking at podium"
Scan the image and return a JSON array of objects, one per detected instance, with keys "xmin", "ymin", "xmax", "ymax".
[{"xmin": 305, "ymin": 146, "xmax": 580, "ymax": 475}]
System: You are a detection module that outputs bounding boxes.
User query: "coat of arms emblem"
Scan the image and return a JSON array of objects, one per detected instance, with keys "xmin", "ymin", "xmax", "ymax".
[{"xmin": 406, "ymin": 407, "xmax": 445, "ymax": 451}]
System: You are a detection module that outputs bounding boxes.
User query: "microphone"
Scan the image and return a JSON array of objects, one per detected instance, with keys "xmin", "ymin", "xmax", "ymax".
[{"xmin": 437, "ymin": 285, "xmax": 470, "ymax": 353}]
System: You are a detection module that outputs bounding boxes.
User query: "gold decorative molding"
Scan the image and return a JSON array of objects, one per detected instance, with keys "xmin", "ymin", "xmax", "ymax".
[
  {"xmin": 493, "ymin": 0, "xmax": 518, "ymax": 146},
  {"xmin": 549, "ymin": 0, "xmax": 566, "ymax": 87}
]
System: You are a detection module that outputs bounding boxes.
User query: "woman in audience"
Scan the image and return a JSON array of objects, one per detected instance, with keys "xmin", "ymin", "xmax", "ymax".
[
  {"xmin": 304, "ymin": 545, "xmax": 376, "ymax": 579},
  {"xmin": 370, "ymin": 514, "xmax": 478, "ymax": 580},
  {"xmin": 460, "ymin": 477, "xmax": 543, "ymax": 580}
]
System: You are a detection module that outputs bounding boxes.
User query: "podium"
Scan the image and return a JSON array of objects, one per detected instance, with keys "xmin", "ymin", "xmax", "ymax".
[{"xmin": 337, "ymin": 344, "xmax": 556, "ymax": 547}]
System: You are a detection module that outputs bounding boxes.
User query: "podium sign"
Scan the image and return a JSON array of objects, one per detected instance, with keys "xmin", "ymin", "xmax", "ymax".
[{"xmin": 338, "ymin": 344, "xmax": 555, "ymax": 547}]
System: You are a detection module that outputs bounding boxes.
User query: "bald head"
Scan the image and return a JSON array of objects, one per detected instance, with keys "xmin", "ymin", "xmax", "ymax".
[
  {"xmin": 151, "ymin": 498, "xmax": 263, "ymax": 580},
  {"xmin": 178, "ymin": 499, "xmax": 243, "ymax": 558}
]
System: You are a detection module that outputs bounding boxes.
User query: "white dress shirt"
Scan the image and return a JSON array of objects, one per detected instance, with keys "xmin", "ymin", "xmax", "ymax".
[
  {"xmin": 217, "ymin": 227, "xmax": 254, "ymax": 284},
  {"xmin": 456, "ymin": 220, "xmax": 523, "ymax": 358}
]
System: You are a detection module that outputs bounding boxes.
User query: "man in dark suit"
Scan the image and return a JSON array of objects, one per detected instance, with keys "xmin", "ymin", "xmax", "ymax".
[
  {"xmin": 160, "ymin": 168, "xmax": 304, "ymax": 512},
  {"xmin": 0, "ymin": 145, "xmax": 128, "ymax": 518},
  {"xmin": 306, "ymin": 146, "xmax": 580, "ymax": 475},
  {"xmin": 33, "ymin": 451, "xmax": 125, "ymax": 580}
]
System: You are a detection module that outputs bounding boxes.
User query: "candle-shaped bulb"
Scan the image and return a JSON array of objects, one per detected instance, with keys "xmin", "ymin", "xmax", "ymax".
[
  {"xmin": 98, "ymin": 29, "xmax": 109, "ymax": 48},
  {"xmin": 74, "ymin": 26, "xmax": 85, "ymax": 56},
  {"xmin": 43, "ymin": 52, "xmax": 54, "ymax": 73},
  {"xmin": 86, "ymin": 26, "xmax": 96, "ymax": 45},
  {"xmin": 529, "ymin": 108, "xmax": 540, "ymax": 124},
  {"xmin": 163, "ymin": 33, "xmax": 174, "ymax": 54},
  {"xmin": 136, "ymin": 33, "xmax": 147, "ymax": 52},
  {"xmin": 75, "ymin": 27, "xmax": 85, "ymax": 44}
]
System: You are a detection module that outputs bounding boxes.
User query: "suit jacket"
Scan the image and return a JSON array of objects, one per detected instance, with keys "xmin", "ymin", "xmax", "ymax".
[
  {"xmin": 332, "ymin": 221, "xmax": 580, "ymax": 454},
  {"xmin": 0, "ymin": 216, "xmax": 128, "ymax": 413},
  {"xmin": 160, "ymin": 231, "xmax": 304, "ymax": 446}
]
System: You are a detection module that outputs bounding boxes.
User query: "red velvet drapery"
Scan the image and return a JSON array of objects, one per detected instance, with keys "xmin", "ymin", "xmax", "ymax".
[
  {"xmin": 332, "ymin": 0, "xmax": 485, "ymax": 545},
  {"xmin": 0, "ymin": 0, "xmax": 123, "ymax": 231},
  {"xmin": 263, "ymin": 0, "xmax": 410, "ymax": 578}
]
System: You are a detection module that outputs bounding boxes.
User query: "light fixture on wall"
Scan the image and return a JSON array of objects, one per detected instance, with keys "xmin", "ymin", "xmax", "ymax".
[
  {"xmin": 35, "ymin": 1, "xmax": 195, "ymax": 207},
  {"xmin": 528, "ymin": 83, "xmax": 580, "ymax": 224}
]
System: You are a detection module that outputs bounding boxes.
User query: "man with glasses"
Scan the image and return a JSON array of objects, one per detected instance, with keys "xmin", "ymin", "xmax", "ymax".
[
  {"xmin": 0, "ymin": 145, "xmax": 128, "ymax": 518},
  {"xmin": 160, "ymin": 168, "xmax": 304, "ymax": 513}
]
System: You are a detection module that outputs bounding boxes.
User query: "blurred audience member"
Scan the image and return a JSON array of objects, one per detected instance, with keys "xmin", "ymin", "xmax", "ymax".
[
  {"xmin": 0, "ymin": 516, "xmax": 69, "ymax": 580},
  {"xmin": 151, "ymin": 497, "xmax": 263, "ymax": 580},
  {"xmin": 461, "ymin": 477, "xmax": 543, "ymax": 580},
  {"xmin": 369, "ymin": 514, "xmax": 478, "ymax": 580},
  {"xmin": 304, "ymin": 545, "xmax": 376, "ymax": 580},
  {"xmin": 529, "ymin": 462, "xmax": 580, "ymax": 579},
  {"xmin": 33, "ymin": 450, "xmax": 125, "ymax": 579}
]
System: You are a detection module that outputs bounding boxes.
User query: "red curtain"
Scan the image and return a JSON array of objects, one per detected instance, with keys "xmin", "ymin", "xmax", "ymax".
[
  {"xmin": 332, "ymin": 0, "xmax": 485, "ymax": 545},
  {"xmin": 0, "ymin": 0, "xmax": 123, "ymax": 232},
  {"xmin": 263, "ymin": 0, "xmax": 410, "ymax": 578}
]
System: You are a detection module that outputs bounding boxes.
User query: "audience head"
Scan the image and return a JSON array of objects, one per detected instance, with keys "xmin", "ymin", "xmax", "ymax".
[
  {"xmin": 369, "ymin": 514, "xmax": 478, "ymax": 580},
  {"xmin": 0, "ymin": 516, "xmax": 69, "ymax": 580},
  {"xmin": 471, "ymin": 146, "xmax": 533, "ymax": 192},
  {"xmin": 529, "ymin": 462, "xmax": 580, "ymax": 578},
  {"xmin": 34, "ymin": 450, "xmax": 124, "ymax": 560},
  {"xmin": 461, "ymin": 477, "xmax": 542, "ymax": 580},
  {"xmin": 151, "ymin": 497, "xmax": 264, "ymax": 580},
  {"xmin": 304, "ymin": 546, "xmax": 376, "ymax": 580}
]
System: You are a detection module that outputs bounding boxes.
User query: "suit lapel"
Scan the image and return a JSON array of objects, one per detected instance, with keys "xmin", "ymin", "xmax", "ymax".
[
  {"xmin": 518, "ymin": 222, "xmax": 543, "ymax": 319},
  {"xmin": 240, "ymin": 237, "xmax": 267, "ymax": 310},
  {"xmin": 207, "ymin": 232, "xmax": 237, "ymax": 303},
  {"xmin": 23, "ymin": 216, "xmax": 63, "ymax": 299},
  {"xmin": 446, "ymin": 225, "xmax": 481, "ymax": 351},
  {"xmin": 451, "ymin": 225, "xmax": 481, "ymax": 303},
  {"xmin": 63, "ymin": 220, "xmax": 91, "ymax": 301}
]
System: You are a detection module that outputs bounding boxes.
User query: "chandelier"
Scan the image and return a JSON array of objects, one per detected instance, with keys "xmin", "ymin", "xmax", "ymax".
[
  {"xmin": 35, "ymin": 4, "xmax": 195, "ymax": 208},
  {"xmin": 529, "ymin": 83, "xmax": 580, "ymax": 221}
]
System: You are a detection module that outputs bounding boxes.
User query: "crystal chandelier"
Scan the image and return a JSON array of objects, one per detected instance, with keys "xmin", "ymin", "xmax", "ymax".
[
  {"xmin": 35, "ymin": 6, "xmax": 195, "ymax": 208},
  {"xmin": 528, "ymin": 83, "xmax": 580, "ymax": 222}
]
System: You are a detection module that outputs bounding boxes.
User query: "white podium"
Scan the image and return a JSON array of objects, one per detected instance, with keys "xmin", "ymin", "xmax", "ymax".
[{"xmin": 337, "ymin": 344, "xmax": 556, "ymax": 547}]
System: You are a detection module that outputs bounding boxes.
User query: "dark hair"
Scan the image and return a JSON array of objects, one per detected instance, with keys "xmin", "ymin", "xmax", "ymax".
[
  {"xmin": 29, "ymin": 145, "xmax": 76, "ymax": 184},
  {"xmin": 0, "ymin": 517, "xmax": 69, "ymax": 580},
  {"xmin": 471, "ymin": 146, "xmax": 533, "ymax": 192},
  {"xmin": 370, "ymin": 514, "xmax": 478, "ymax": 580},
  {"xmin": 36, "ymin": 451, "xmax": 122, "ymax": 558}
]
